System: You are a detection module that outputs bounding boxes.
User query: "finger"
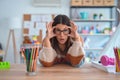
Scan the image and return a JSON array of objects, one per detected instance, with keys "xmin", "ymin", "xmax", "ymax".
[
  {"xmin": 68, "ymin": 34, "xmax": 73, "ymax": 37},
  {"xmin": 68, "ymin": 27, "xmax": 74, "ymax": 32},
  {"xmin": 52, "ymin": 27, "xmax": 56, "ymax": 30},
  {"xmin": 71, "ymin": 21, "xmax": 78, "ymax": 31},
  {"xmin": 51, "ymin": 27, "xmax": 56, "ymax": 33},
  {"xmin": 49, "ymin": 21, "xmax": 53, "ymax": 29},
  {"xmin": 70, "ymin": 20, "xmax": 76, "ymax": 25},
  {"xmin": 52, "ymin": 33, "xmax": 56, "ymax": 37},
  {"xmin": 70, "ymin": 21, "xmax": 75, "ymax": 27},
  {"xmin": 70, "ymin": 21, "xmax": 77, "ymax": 27},
  {"xmin": 46, "ymin": 22, "xmax": 49, "ymax": 30}
]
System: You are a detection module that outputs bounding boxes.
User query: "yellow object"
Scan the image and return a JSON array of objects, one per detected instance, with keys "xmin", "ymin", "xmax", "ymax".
[{"xmin": 32, "ymin": 35, "xmax": 37, "ymax": 41}]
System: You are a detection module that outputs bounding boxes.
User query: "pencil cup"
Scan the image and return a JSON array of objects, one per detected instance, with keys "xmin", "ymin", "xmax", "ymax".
[
  {"xmin": 20, "ymin": 45, "xmax": 40, "ymax": 76},
  {"xmin": 114, "ymin": 48, "xmax": 120, "ymax": 73},
  {"xmin": 25, "ymin": 59, "xmax": 37, "ymax": 76}
]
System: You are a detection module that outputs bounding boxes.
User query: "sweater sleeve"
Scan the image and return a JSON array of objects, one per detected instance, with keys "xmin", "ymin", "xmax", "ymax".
[
  {"xmin": 39, "ymin": 47, "xmax": 57, "ymax": 63},
  {"xmin": 66, "ymin": 41, "xmax": 85, "ymax": 66},
  {"xmin": 68, "ymin": 41, "xmax": 85, "ymax": 56}
]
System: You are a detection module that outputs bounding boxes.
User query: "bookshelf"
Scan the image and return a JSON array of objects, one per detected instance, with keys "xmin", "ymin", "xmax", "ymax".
[{"xmin": 70, "ymin": 0, "xmax": 117, "ymax": 61}]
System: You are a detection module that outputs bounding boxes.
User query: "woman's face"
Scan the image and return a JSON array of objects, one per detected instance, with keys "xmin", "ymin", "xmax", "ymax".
[{"xmin": 54, "ymin": 24, "xmax": 70, "ymax": 45}]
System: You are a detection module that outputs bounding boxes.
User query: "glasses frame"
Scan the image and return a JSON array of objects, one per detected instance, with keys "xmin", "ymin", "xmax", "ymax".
[{"xmin": 53, "ymin": 28, "xmax": 71, "ymax": 35}]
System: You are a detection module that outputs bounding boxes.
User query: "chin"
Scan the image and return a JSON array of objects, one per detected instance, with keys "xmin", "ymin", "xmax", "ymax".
[
  {"xmin": 58, "ymin": 41, "xmax": 66, "ymax": 45},
  {"xmin": 59, "ymin": 42, "xmax": 65, "ymax": 44}
]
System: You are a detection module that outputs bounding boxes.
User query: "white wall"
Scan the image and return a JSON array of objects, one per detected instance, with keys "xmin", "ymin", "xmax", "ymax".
[{"xmin": 0, "ymin": 0, "xmax": 70, "ymax": 63}]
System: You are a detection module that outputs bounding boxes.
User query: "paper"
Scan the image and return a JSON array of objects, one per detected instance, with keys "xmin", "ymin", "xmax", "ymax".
[
  {"xmin": 41, "ymin": 15, "xmax": 52, "ymax": 22},
  {"xmin": 36, "ymin": 22, "xmax": 45, "ymax": 29},
  {"xmin": 29, "ymin": 28, "xmax": 39, "ymax": 36},
  {"xmin": 24, "ymin": 21, "xmax": 34, "ymax": 28},
  {"xmin": 31, "ymin": 14, "xmax": 41, "ymax": 22}
]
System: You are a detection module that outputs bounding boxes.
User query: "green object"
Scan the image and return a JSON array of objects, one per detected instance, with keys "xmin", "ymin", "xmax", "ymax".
[{"xmin": 0, "ymin": 62, "xmax": 10, "ymax": 70}]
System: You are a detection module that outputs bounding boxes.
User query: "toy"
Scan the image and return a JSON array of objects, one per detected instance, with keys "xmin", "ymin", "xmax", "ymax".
[
  {"xmin": 23, "ymin": 36, "xmax": 31, "ymax": 44},
  {"xmin": 32, "ymin": 35, "xmax": 40, "ymax": 44},
  {"xmin": 0, "ymin": 62, "xmax": 10, "ymax": 70},
  {"xmin": 99, "ymin": 13, "xmax": 103, "ymax": 19},
  {"xmin": 103, "ymin": 28, "xmax": 111, "ymax": 34},
  {"xmin": 82, "ymin": 26, "xmax": 89, "ymax": 34},
  {"xmin": 100, "ymin": 55, "xmax": 115, "ymax": 66},
  {"xmin": 93, "ymin": 13, "xmax": 98, "ymax": 19}
]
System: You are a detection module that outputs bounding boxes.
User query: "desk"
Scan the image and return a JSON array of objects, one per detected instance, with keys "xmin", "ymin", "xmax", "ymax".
[{"xmin": 0, "ymin": 64, "xmax": 119, "ymax": 80}]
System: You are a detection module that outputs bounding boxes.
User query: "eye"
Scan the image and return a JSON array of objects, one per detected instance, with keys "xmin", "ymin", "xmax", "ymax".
[
  {"xmin": 55, "ymin": 29, "xmax": 61, "ymax": 34},
  {"xmin": 63, "ymin": 29, "xmax": 69, "ymax": 34},
  {"xmin": 63, "ymin": 29, "xmax": 68, "ymax": 32},
  {"xmin": 56, "ymin": 29, "xmax": 61, "ymax": 32}
]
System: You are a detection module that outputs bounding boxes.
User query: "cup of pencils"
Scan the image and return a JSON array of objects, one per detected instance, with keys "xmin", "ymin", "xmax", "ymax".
[
  {"xmin": 21, "ymin": 44, "xmax": 40, "ymax": 76},
  {"xmin": 114, "ymin": 48, "xmax": 120, "ymax": 73}
]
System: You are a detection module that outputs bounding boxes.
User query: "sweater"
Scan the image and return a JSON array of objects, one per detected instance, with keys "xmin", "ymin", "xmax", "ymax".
[{"xmin": 39, "ymin": 41, "xmax": 85, "ymax": 67}]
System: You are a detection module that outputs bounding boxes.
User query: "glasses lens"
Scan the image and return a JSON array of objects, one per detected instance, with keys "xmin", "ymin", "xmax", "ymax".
[
  {"xmin": 55, "ymin": 29, "xmax": 60, "ymax": 34},
  {"xmin": 63, "ymin": 29, "xmax": 69, "ymax": 34}
]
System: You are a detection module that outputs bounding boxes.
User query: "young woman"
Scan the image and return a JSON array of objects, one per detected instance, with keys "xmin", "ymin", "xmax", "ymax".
[{"xmin": 39, "ymin": 14, "xmax": 85, "ymax": 67}]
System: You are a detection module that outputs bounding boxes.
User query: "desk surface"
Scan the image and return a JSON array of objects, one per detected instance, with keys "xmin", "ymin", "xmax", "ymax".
[{"xmin": 0, "ymin": 63, "xmax": 120, "ymax": 80}]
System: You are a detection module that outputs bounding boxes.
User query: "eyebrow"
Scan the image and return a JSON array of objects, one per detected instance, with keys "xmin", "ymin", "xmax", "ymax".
[{"xmin": 56, "ymin": 28, "xmax": 68, "ymax": 30}]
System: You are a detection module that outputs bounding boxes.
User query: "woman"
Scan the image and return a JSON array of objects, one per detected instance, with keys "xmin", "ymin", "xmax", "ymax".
[{"xmin": 39, "ymin": 14, "xmax": 85, "ymax": 67}]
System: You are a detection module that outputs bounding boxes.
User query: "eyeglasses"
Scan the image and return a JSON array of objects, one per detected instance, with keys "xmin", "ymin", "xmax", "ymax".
[{"xmin": 54, "ymin": 28, "xmax": 70, "ymax": 35}]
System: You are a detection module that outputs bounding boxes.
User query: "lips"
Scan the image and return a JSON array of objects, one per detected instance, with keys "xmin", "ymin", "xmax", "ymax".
[
  {"xmin": 60, "ymin": 38, "xmax": 65, "ymax": 41},
  {"xmin": 59, "ymin": 38, "xmax": 65, "ymax": 43}
]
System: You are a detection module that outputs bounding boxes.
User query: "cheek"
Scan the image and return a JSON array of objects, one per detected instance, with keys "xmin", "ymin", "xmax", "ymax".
[
  {"xmin": 56, "ymin": 35, "xmax": 68, "ymax": 39},
  {"xmin": 64, "ymin": 36, "xmax": 68, "ymax": 40},
  {"xmin": 56, "ymin": 36, "xmax": 68, "ymax": 42}
]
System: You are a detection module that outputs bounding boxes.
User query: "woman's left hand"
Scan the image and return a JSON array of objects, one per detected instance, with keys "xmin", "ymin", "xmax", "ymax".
[{"xmin": 68, "ymin": 21, "xmax": 80, "ymax": 41}]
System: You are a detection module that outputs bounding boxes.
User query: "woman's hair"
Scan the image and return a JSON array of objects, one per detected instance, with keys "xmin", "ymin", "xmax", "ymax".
[{"xmin": 50, "ymin": 14, "xmax": 73, "ymax": 55}]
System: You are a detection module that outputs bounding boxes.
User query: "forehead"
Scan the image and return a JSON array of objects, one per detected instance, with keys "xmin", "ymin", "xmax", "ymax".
[{"xmin": 55, "ymin": 24, "xmax": 68, "ymax": 29}]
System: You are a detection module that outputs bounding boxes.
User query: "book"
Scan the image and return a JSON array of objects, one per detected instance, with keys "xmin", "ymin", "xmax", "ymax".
[{"xmin": 91, "ymin": 61, "xmax": 116, "ymax": 74}]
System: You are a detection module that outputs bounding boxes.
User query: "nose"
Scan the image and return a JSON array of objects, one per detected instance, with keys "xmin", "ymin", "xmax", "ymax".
[{"xmin": 60, "ymin": 32, "xmax": 64, "ymax": 36}]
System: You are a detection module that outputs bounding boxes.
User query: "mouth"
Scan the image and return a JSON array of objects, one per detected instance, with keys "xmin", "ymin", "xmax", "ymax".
[
  {"xmin": 60, "ymin": 38, "xmax": 65, "ymax": 41},
  {"xmin": 59, "ymin": 38, "xmax": 65, "ymax": 43}
]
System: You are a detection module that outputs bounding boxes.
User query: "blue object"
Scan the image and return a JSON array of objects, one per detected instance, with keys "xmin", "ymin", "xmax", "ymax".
[{"xmin": 80, "ymin": 12, "xmax": 88, "ymax": 19}]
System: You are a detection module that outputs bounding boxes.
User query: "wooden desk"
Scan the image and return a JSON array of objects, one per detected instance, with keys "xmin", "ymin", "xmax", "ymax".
[{"xmin": 0, "ymin": 64, "xmax": 119, "ymax": 80}]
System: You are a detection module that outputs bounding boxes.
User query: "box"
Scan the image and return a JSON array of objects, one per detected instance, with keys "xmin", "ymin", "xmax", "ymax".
[
  {"xmin": 103, "ymin": 0, "xmax": 114, "ymax": 6},
  {"xmin": 71, "ymin": 0, "xmax": 83, "ymax": 6},
  {"xmin": 82, "ymin": 0, "xmax": 93, "ymax": 6},
  {"xmin": 93, "ymin": 0, "xmax": 103, "ymax": 6}
]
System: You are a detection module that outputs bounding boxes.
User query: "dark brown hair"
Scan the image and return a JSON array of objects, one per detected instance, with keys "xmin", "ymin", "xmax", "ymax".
[{"xmin": 50, "ymin": 14, "xmax": 73, "ymax": 55}]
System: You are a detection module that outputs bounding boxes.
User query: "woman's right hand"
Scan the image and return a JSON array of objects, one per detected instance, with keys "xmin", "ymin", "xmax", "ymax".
[{"xmin": 46, "ymin": 21, "xmax": 56, "ymax": 39}]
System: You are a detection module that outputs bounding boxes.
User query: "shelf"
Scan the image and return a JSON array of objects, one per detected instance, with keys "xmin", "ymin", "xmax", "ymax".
[
  {"xmin": 72, "ymin": 19, "xmax": 116, "ymax": 22},
  {"xmin": 79, "ymin": 34, "xmax": 112, "ymax": 36},
  {"xmin": 71, "ymin": 5, "xmax": 116, "ymax": 8},
  {"xmin": 70, "ymin": 4, "xmax": 117, "ymax": 54},
  {"xmin": 84, "ymin": 48, "xmax": 103, "ymax": 51}
]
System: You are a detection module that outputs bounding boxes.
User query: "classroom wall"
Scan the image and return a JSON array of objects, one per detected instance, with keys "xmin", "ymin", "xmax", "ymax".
[{"xmin": 0, "ymin": 0, "xmax": 70, "ymax": 63}]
